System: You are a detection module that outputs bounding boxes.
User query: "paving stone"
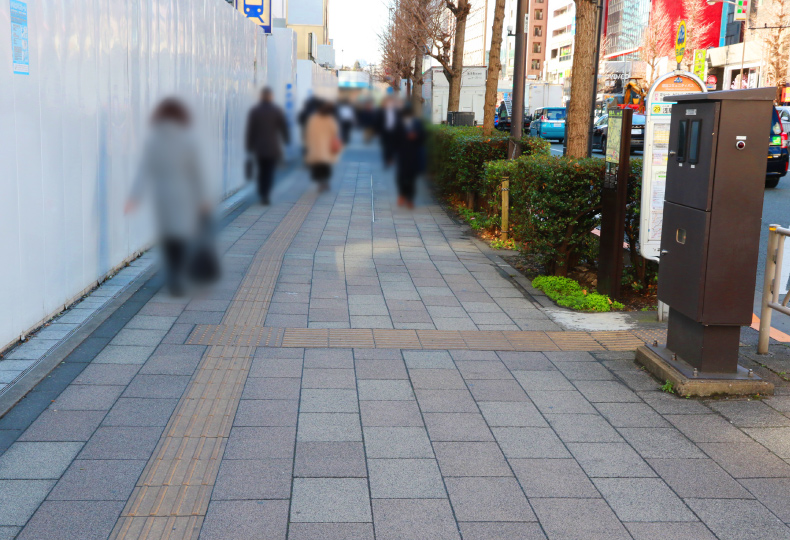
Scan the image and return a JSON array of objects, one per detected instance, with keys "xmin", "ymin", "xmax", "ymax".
[
  {"xmin": 512, "ymin": 370, "xmax": 574, "ymax": 391},
  {"xmin": 664, "ymin": 413, "xmax": 750, "ymax": 443},
  {"xmin": 699, "ymin": 442, "xmax": 790, "ymax": 478},
  {"xmin": 368, "ymin": 458, "xmax": 446, "ymax": 498},
  {"xmin": 78, "ymin": 427, "xmax": 162, "ymax": 460},
  {"xmin": 455, "ymin": 360, "xmax": 512, "ymax": 380},
  {"xmin": 594, "ymin": 402, "xmax": 671, "ymax": 428},
  {"xmin": 242, "ymin": 377, "xmax": 301, "ymax": 400},
  {"xmin": 212, "ymin": 459, "xmax": 292, "ymax": 500},
  {"xmin": 743, "ymin": 427, "xmax": 790, "ymax": 459},
  {"xmin": 686, "ymin": 498, "xmax": 790, "ymax": 540},
  {"xmin": 363, "ymin": 427, "xmax": 433, "ymax": 458},
  {"xmin": 708, "ymin": 400, "xmax": 790, "ymax": 428},
  {"xmin": 49, "ymin": 384, "xmax": 124, "ymax": 411},
  {"xmin": 200, "ymin": 500, "xmax": 289, "ymax": 540},
  {"xmin": 619, "ymin": 427, "xmax": 706, "ymax": 459},
  {"xmin": 414, "ymin": 389, "xmax": 478, "ymax": 412},
  {"xmin": 739, "ymin": 478, "xmax": 790, "ymax": 522},
  {"xmin": 408, "ymin": 369, "xmax": 467, "ymax": 390},
  {"xmin": 109, "ymin": 328, "xmax": 168, "ymax": 347},
  {"xmin": 303, "ymin": 349, "xmax": 354, "ymax": 368},
  {"xmin": 290, "ymin": 478, "xmax": 372, "ymax": 523},
  {"xmin": 403, "ymin": 350, "xmax": 455, "ymax": 369},
  {"xmin": 354, "ymin": 359, "xmax": 407, "ymax": 380},
  {"xmin": 137, "ymin": 352, "xmax": 202, "ymax": 376},
  {"xmin": 496, "ymin": 352, "xmax": 554, "ymax": 371},
  {"xmin": 297, "ymin": 413, "xmax": 362, "ymax": 442},
  {"xmin": 122, "ymin": 374, "xmax": 190, "ymax": 399},
  {"xmin": 546, "ymin": 414, "xmax": 624, "ymax": 443},
  {"xmin": 649, "ymin": 458, "xmax": 752, "ymax": 499},
  {"xmin": 101, "ymin": 398, "xmax": 178, "ymax": 427},
  {"xmin": 126, "ymin": 315, "xmax": 178, "ymax": 330},
  {"xmin": 445, "ymin": 477, "xmax": 535, "ymax": 522},
  {"xmin": 0, "ymin": 527, "xmax": 20, "ymax": 540},
  {"xmin": 224, "ymin": 427, "xmax": 296, "ymax": 459},
  {"xmin": 19, "ymin": 410, "xmax": 105, "ymax": 442},
  {"xmin": 0, "ymin": 442, "xmax": 82, "ymax": 479},
  {"xmin": 449, "ymin": 350, "xmax": 500, "ymax": 362},
  {"xmin": 624, "ymin": 522, "xmax": 718, "ymax": 540},
  {"xmin": 511, "ymin": 458, "xmax": 599, "ymax": 498},
  {"xmin": 16, "ymin": 500, "xmax": 125, "ymax": 540},
  {"xmin": 458, "ymin": 522, "xmax": 547, "ymax": 540},
  {"xmin": 300, "ymin": 389, "xmax": 358, "ymax": 413},
  {"xmin": 574, "ymin": 380, "xmax": 641, "ymax": 403},
  {"xmin": 433, "ymin": 442, "xmax": 512, "ymax": 477},
  {"xmin": 72, "ymin": 364, "xmax": 140, "ymax": 386},
  {"xmin": 532, "ymin": 498, "xmax": 632, "ymax": 539},
  {"xmin": 294, "ymin": 442, "xmax": 367, "ymax": 478},
  {"xmin": 593, "ymin": 477, "xmax": 697, "ymax": 522},
  {"xmin": 553, "ymin": 361, "xmax": 615, "ymax": 381},
  {"xmin": 0, "ymin": 479, "xmax": 57, "ymax": 526},
  {"xmin": 424, "ymin": 413, "xmax": 493, "ymax": 441},
  {"xmin": 545, "ymin": 351, "xmax": 596, "ymax": 362},
  {"xmin": 249, "ymin": 358, "xmax": 304, "ymax": 378},
  {"xmin": 357, "ymin": 380, "xmax": 414, "ymax": 400},
  {"xmin": 359, "ymin": 401, "xmax": 424, "ymax": 427},
  {"xmin": 568, "ymin": 442, "xmax": 656, "ymax": 478},
  {"xmin": 234, "ymin": 400, "xmax": 299, "ymax": 427},
  {"xmin": 492, "ymin": 427, "xmax": 570, "ymax": 458},
  {"xmin": 478, "ymin": 401, "xmax": 548, "ymax": 427},
  {"xmin": 467, "ymin": 379, "xmax": 529, "ymax": 402},
  {"xmin": 302, "ymin": 369, "xmax": 356, "ymax": 389},
  {"xmin": 372, "ymin": 499, "xmax": 460, "ymax": 540},
  {"xmin": 638, "ymin": 390, "xmax": 714, "ymax": 414},
  {"xmin": 47, "ymin": 459, "xmax": 146, "ymax": 500},
  {"xmin": 93, "ymin": 345, "xmax": 155, "ymax": 365},
  {"xmin": 287, "ymin": 523, "xmax": 374, "ymax": 540},
  {"xmin": 527, "ymin": 390, "xmax": 597, "ymax": 414}
]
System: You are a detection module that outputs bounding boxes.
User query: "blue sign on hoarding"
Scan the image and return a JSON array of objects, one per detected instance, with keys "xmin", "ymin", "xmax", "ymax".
[
  {"xmin": 236, "ymin": 0, "xmax": 272, "ymax": 33},
  {"xmin": 10, "ymin": 0, "xmax": 29, "ymax": 75}
]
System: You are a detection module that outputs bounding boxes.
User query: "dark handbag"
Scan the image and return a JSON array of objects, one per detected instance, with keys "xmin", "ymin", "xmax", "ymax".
[
  {"xmin": 189, "ymin": 216, "xmax": 221, "ymax": 283},
  {"xmin": 245, "ymin": 157, "xmax": 255, "ymax": 181}
]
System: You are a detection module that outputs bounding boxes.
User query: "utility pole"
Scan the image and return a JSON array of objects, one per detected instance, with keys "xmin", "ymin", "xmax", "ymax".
[
  {"xmin": 509, "ymin": 0, "xmax": 529, "ymax": 159},
  {"xmin": 586, "ymin": 0, "xmax": 605, "ymax": 158}
]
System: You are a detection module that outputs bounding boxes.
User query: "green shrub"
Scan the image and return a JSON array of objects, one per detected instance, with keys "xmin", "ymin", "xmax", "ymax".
[{"xmin": 532, "ymin": 276, "xmax": 624, "ymax": 312}]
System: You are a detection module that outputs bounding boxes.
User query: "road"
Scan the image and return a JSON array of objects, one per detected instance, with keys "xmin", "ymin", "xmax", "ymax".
[{"xmin": 548, "ymin": 141, "xmax": 790, "ymax": 336}]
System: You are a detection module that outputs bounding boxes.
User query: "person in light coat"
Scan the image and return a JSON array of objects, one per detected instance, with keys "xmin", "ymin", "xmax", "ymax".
[
  {"xmin": 126, "ymin": 98, "xmax": 210, "ymax": 295},
  {"xmin": 304, "ymin": 101, "xmax": 342, "ymax": 192}
]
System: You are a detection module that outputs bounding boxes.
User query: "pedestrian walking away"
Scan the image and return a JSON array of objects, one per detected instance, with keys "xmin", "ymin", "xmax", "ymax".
[
  {"xmin": 394, "ymin": 104, "xmax": 425, "ymax": 208},
  {"xmin": 245, "ymin": 87, "xmax": 290, "ymax": 205},
  {"xmin": 377, "ymin": 96, "xmax": 400, "ymax": 168},
  {"xmin": 305, "ymin": 101, "xmax": 343, "ymax": 192},
  {"xmin": 337, "ymin": 99, "xmax": 356, "ymax": 144},
  {"xmin": 126, "ymin": 98, "xmax": 214, "ymax": 296}
]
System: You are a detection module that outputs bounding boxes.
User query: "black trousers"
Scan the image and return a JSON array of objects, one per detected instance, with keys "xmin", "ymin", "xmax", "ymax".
[
  {"xmin": 256, "ymin": 157, "xmax": 277, "ymax": 202},
  {"xmin": 381, "ymin": 131, "xmax": 396, "ymax": 167},
  {"xmin": 162, "ymin": 238, "xmax": 188, "ymax": 294},
  {"xmin": 397, "ymin": 171, "xmax": 418, "ymax": 202},
  {"xmin": 340, "ymin": 121, "xmax": 353, "ymax": 144}
]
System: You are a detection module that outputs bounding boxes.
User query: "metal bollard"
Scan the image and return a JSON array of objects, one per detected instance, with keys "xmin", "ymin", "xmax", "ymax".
[{"xmin": 758, "ymin": 225, "xmax": 782, "ymax": 354}]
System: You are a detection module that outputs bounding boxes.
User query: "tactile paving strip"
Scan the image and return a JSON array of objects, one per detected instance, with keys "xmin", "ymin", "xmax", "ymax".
[
  {"xmin": 186, "ymin": 326, "xmax": 656, "ymax": 352},
  {"xmin": 111, "ymin": 192, "xmax": 317, "ymax": 540}
]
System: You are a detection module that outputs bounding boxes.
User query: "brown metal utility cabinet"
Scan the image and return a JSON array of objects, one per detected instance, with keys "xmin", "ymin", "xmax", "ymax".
[{"xmin": 657, "ymin": 87, "xmax": 775, "ymax": 374}]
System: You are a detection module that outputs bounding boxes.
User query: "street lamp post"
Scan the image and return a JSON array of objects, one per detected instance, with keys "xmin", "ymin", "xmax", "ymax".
[{"xmin": 509, "ymin": 0, "xmax": 529, "ymax": 159}]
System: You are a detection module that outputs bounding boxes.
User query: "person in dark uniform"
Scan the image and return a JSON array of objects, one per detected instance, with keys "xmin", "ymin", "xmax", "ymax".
[
  {"xmin": 377, "ymin": 96, "xmax": 400, "ymax": 168},
  {"xmin": 394, "ymin": 104, "xmax": 425, "ymax": 209},
  {"xmin": 245, "ymin": 87, "xmax": 290, "ymax": 205}
]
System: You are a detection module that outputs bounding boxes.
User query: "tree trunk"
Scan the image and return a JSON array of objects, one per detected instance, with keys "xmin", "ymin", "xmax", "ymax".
[
  {"xmin": 448, "ymin": 0, "xmax": 470, "ymax": 112},
  {"xmin": 483, "ymin": 0, "xmax": 507, "ymax": 135},
  {"xmin": 405, "ymin": 77, "xmax": 412, "ymax": 99},
  {"xmin": 412, "ymin": 50, "xmax": 425, "ymax": 116},
  {"xmin": 566, "ymin": 0, "xmax": 599, "ymax": 158}
]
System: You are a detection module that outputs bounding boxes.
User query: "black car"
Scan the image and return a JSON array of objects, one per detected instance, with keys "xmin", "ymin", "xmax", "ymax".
[
  {"xmin": 766, "ymin": 106, "xmax": 789, "ymax": 189},
  {"xmin": 591, "ymin": 112, "xmax": 645, "ymax": 153}
]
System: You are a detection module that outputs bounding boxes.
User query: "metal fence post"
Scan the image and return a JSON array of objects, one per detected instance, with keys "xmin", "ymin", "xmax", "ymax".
[
  {"xmin": 501, "ymin": 175, "xmax": 510, "ymax": 241},
  {"xmin": 758, "ymin": 225, "xmax": 781, "ymax": 354}
]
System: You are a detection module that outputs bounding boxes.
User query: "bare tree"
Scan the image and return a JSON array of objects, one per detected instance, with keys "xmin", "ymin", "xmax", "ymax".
[
  {"xmin": 752, "ymin": 0, "xmax": 790, "ymax": 101},
  {"xmin": 379, "ymin": 9, "xmax": 415, "ymax": 91},
  {"xmin": 678, "ymin": 0, "xmax": 714, "ymax": 71},
  {"xmin": 640, "ymin": 0, "xmax": 673, "ymax": 87},
  {"xmin": 394, "ymin": 0, "xmax": 472, "ymax": 113},
  {"xmin": 566, "ymin": 0, "xmax": 600, "ymax": 157},
  {"xmin": 483, "ymin": 0, "xmax": 507, "ymax": 135},
  {"xmin": 412, "ymin": 47, "xmax": 425, "ymax": 115}
]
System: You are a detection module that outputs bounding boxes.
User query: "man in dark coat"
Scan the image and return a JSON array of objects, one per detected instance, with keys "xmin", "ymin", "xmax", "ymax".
[
  {"xmin": 394, "ymin": 104, "xmax": 425, "ymax": 208},
  {"xmin": 376, "ymin": 96, "xmax": 400, "ymax": 168},
  {"xmin": 245, "ymin": 88, "xmax": 290, "ymax": 205}
]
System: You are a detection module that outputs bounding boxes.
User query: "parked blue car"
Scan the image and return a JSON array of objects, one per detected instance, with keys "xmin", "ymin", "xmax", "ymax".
[{"xmin": 529, "ymin": 107, "xmax": 566, "ymax": 143}]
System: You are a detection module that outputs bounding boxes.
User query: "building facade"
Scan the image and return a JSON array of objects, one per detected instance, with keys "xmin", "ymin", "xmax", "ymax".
[{"xmin": 545, "ymin": 0, "xmax": 574, "ymax": 87}]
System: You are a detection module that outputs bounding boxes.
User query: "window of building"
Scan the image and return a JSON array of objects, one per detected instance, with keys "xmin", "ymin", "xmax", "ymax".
[
  {"xmin": 531, "ymin": 59, "xmax": 541, "ymax": 70},
  {"xmin": 559, "ymin": 45, "xmax": 572, "ymax": 62},
  {"xmin": 533, "ymin": 43, "xmax": 541, "ymax": 53},
  {"xmin": 554, "ymin": 6, "xmax": 568, "ymax": 17},
  {"xmin": 534, "ymin": 26, "xmax": 542, "ymax": 37},
  {"xmin": 551, "ymin": 48, "xmax": 558, "ymax": 59},
  {"xmin": 534, "ymin": 9, "xmax": 543, "ymax": 20}
]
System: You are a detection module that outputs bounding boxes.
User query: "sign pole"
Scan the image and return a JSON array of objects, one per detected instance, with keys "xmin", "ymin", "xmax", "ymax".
[
  {"xmin": 597, "ymin": 107, "xmax": 633, "ymax": 299},
  {"xmin": 675, "ymin": 20, "xmax": 687, "ymax": 71}
]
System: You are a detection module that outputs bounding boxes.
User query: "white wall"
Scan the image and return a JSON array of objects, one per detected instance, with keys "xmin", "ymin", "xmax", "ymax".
[{"xmin": 0, "ymin": 0, "xmax": 269, "ymax": 351}]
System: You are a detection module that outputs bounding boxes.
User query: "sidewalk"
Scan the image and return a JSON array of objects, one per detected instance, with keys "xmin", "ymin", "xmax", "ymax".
[{"xmin": 1, "ymin": 138, "xmax": 790, "ymax": 540}]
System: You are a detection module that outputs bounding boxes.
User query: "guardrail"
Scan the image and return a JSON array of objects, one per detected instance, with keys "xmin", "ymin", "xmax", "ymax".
[{"xmin": 758, "ymin": 224, "xmax": 790, "ymax": 353}]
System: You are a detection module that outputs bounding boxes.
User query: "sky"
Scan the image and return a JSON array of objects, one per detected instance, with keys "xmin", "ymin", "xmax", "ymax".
[{"xmin": 327, "ymin": 0, "xmax": 390, "ymax": 67}]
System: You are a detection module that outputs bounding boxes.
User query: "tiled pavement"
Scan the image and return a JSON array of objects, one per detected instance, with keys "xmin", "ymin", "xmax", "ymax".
[{"xmin": 1, "ymin": 142, "xmax": 790, "ymax": 539}]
